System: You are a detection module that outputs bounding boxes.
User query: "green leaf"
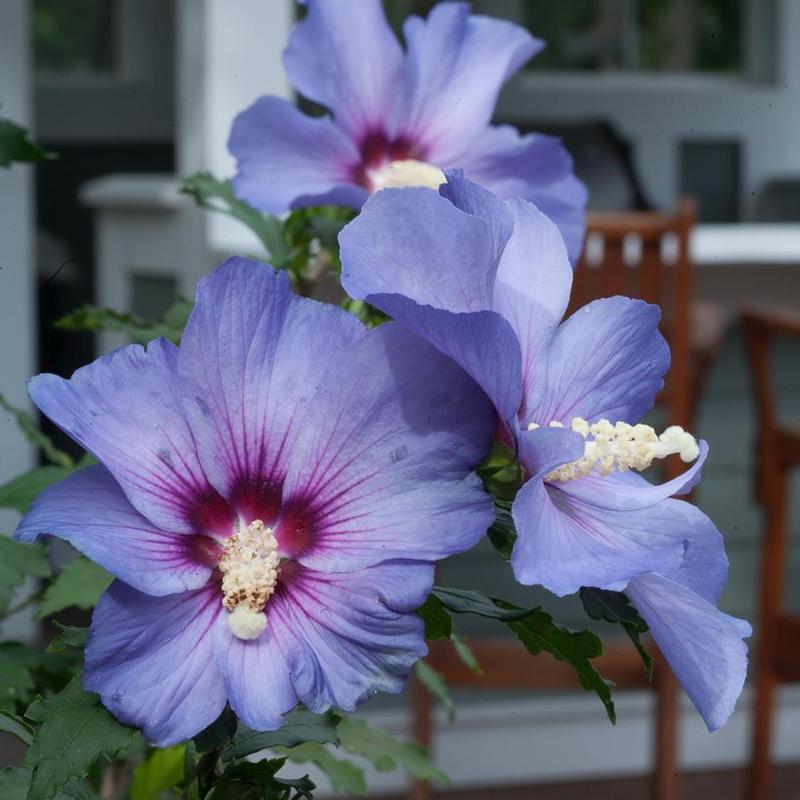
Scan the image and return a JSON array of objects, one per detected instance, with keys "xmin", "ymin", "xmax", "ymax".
[
  {"xmin": 276, "ymin": 742, "xmax": 366, "ymax": 796},
  {"xmin": 0, "ymin": 395, "xmax": 74, "ymax": 468},
  {"xmin": 432, "ymin": 587, "xmax": 532, "ymax": 622},
  {"xmin": 47, "ymin": 624, "xmax": 89, "ymax": 653},
  {"xmin": 0, "ymin": 537, "xmax": 51, "ymax": 616},
  {"xmin": 0, "ymin": 768, "xmax": 98, "ymax": 800},
  {"xmin": 37, "ymin": 558, "xmax": 112, "ymax": 619},
  {"xmin": 181, "ymin": 173, "xmax": 291, "ymax": 267},
  {"xmin": 580, "ymin": 587, "xmax": 653, "ymax": 680},
  {"xmin": 0, "ymin": 644, "xmax": 37, "ymax": 712},
  {"xmin": 0, "ymin": 709, "xmax": 35, "ymax": 745},
  {"xmin": 192, "ymin": 706, "xmax": 237, "ymax": 754},
  {"xmin": 0, "ymin": 466, "xmax": 71, "ymax": 515},
  {"xmin": 54, "ymin": 300, "xmax": 191, "ymax": 346},
  {"xmin": 338, "ymin": 717, "xmax": 448, "ymax": 784},
  {"xmin": 224, "ymin": 707, "xmax": 340, "ymax": 762},
  {"xmin": 211, "ymin": 758, "xmax": 315, "ymax": 800},
  {"xmin": 130, "ymin": 745, "xmax": 186, "ymax": 800},
  {"xmin": 417, "ymin": 594, "xmax": 451, "ymax": 640},
  {"xmin": 180, "ymin": 741, "xmax": 199, "ymax": 800},
  {"xmin": 486, "ymin": 501, "xmax": 516, "ymax": 561},
  {"xmin": 478, "ymin": 442, "xmax": 522, "ymax": 501},
  {"xmin": 498, "ymin": 600, "xmax": 616, "ymax": 724},
  {"xmin": 414, "ymin": 661, "xmax": 454, "ymax": 721},
  {"xmin": 0, "ymin": 117, "xmax": 55, "ymax": 168},
  {"xmin": 0, "ymin": 537, "xmax": 50, "ymax": 580},
  {"xmin": 24, "ymin": 677, "xmax": 136, "ymax": 800},
  {"xmin": 450, "ymin": 631, "xmax": 481, "ymax": 675}
]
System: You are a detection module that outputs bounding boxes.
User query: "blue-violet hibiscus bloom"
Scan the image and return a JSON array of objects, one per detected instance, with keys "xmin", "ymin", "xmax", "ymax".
[
  {"xmin": 228, "ymin": 0, "xmax": 587, "ymax": 261},
  {"xmin": 14, "ymin": 257, "xmax": 494, "ymax": 746},
  {"xmin": 339, "ymin": 175, "xmax": 750, "ymax": 731}
]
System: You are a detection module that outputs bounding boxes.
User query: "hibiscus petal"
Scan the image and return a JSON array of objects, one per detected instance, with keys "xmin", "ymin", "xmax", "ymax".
[
  {"xmin": 560, "ymin": 440, "xmax": 709, "ymax": 511},
  {"xmin": 283, "ymin": 0, "xmax": 404, "ymax": 140},
  {"xmin": 460, "ymin": 125, "xmax": 588, "ymax": 262},
  {"xmin": 230, "ymin": 96, "xmax": 366, "ymax": 215},
  {"xmin": 341, "ymin": 185, "xmax": 508, "ymax": 313},
  {"xmin": 14, "ymin": 465, "xmax": 211, "ymax": 596},
  {"xmin": 526, "ymin": 296, "xmax": 670, "ymax": 426},
  {"xmin": 511, "ymin": 478, "xmax": 685, "ymax": 596},
  {"xmin": 84, "ymin": 582, "xmax": 226, "ymax": 747},
  {"xmin": 339, "ymin": 183, "xmax": 523, "ymax": 423},
  {"xmin": 214, "ymin": 618, "xmax": 298, "ymax": 732},
  {"xmin": 29, "ymin": 338, "xmax": 218, "ymax": 534},
  {"xmin": 272, "ymin": 561, "xmax": 431, "ymax": 712},
  {"xmin": 178, "ymin": 258, "xmax": 364, "ymax": 520},
  {"xmin": 279, "ymin": 323, "xmax": 494, "ymax": 570},
  {"xmin": 490, "ymin": 198, "xmax": 574, "ymax": 419},
  {"xmin": 399, "ymin": 4, "xmax": 542, "ymax": 163},
  {"xmin": 366, "ymin": 294, "xmax": 523, "ymax": 426},
  {"xmin": 518, "ymin": 426, "xmax": 586, "ymax": 481},
  {"xmin": 627, "ymin": 573, "xmax": 750, "ymax": 732}
]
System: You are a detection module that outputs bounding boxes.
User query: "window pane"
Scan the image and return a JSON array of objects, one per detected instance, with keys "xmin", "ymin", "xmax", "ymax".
[
  {"xmin": 33, "ymin": 0, "xmax": 116, "ymax": 75},
  {"xmin": 522, "ymin": 0, "xmax": 743, "ymax": 74},
  {"xmin": 383, "ymin": 0, "xmax": 747, "ymax": 76}
]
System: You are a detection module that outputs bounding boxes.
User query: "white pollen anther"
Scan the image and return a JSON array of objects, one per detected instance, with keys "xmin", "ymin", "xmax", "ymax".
[
  {"xmin": 218, "ymin": 519, "xmax": 279, "ymax": 640},
  {"xmin": 527, "ymin": 417, "xmax": 700, "ymax": 482},
  {"xmin": 370, "ymin": 159, "xmax": 446, "ymax": 191}
]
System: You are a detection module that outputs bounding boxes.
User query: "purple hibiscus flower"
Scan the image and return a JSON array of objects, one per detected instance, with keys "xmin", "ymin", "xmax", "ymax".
[
  {"xmin": 339, "ymin": 175, "xmax": 750, "ymax": 731},
  {"xmin": 228, "ymin": 0, "xmax": 587, "ymax": 260},
  {"xmin": 14, "ymin": 258, "xmax": 494, "ymax": 746}
]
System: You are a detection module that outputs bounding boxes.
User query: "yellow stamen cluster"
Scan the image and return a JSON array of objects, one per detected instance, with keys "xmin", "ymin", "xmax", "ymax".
[
  {"xmin": 371, "ymin": 159, "xmax": 446, "ymax": 191},
  {"xmin": 527, "ymin": 418, "xmax": 700, "ymax": 483},
  {"xmin": 218, "ymin": 519, "xmax": 279, "ymax": 640}
]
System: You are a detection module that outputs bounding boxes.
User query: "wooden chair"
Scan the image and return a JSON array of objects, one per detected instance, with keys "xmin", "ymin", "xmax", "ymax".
[
  {"xmin": 571, "ymin": 199, "xmax": 725, "ymax": 432},
  {"xmin": 409, "ymin": 200, "xmax": 722, "ymax": 800},
  {"xmin": 742, "ymin": 307, "xmax": 800, "ymax": 800},
  {"xmin": 409, "ymin": 638, "xmax": 657, "ymax": 800}
]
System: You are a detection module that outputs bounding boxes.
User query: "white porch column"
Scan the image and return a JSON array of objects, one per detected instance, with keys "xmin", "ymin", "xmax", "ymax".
[
  {"xmin": 86, "ymin": 0, "xmax": 294, "ymax": 353},
  {"xmin": 0, "ymin": 0, "xmax": 35, "ymax": 525},
  {"xmin": 177, "ymin": 0, "xmax": 294, "ymax": 254}
]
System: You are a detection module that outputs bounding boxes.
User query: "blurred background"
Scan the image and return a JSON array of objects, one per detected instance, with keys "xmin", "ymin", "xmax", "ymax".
[{"xmin": 1, "ymin": 1, "xmax": 800, "ymax": 798}]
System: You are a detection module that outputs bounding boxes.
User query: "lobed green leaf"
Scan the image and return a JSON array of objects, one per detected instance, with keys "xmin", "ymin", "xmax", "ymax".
[
  {"xmin": 180, "ymin": 173, "xmax": 290, "ymax": 267},
  {"xmin": 24, "ymin": 677, "xmax": 136, "ymax": 800},
  {"xmin": 432, "ymin": 587, "xmax": 531, "ymax": 621},
  {"xmin": 338, "ymin": 717, "xmax": 448, "ymax": 784},
  {"xmin": 275, "ymin": 742, "xmax": 365, "ymax": 796},
  {"xmin": 223, "ymin": 707, "xmax": 340, "ymax": 762},
  {"xmin": 0, "ymin": 117, "xmax": 55, "ymax": 168},
  {"xmin": 580, "ymin": 587, "xmax": 653, "ymax": 680},
  {"xmin": 0, "ymin": 709, "xmax": 35, "ymax": 745},
  {"xmin": 498, "ymin": 600, "xmax": 616, "ymax": 724},
  {"xmin": 36, "ymin": 559, "xmax": 112, "ymax": 620}
]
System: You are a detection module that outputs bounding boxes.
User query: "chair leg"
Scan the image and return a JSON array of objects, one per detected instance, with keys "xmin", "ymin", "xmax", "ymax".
[
  {"xmin": 749, "ymin": 663, "xmax": 778, "ymax": 800},
  {"xmin": 409, "ymin": 675, "xmax": 433, "ymax": 800},
  {"xmin": 748, "ymin": 475, "xmax": 790, "ymax": 800},
  {"xmin": 653, "ymin": 652, "xmax": 681, "ymax": 800}
]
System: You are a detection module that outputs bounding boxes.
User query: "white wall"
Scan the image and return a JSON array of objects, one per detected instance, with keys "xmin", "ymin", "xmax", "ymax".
[
  {"xmin": 0, "ymin": 0, "xmax": 36, "ymax": 643},
  {"xmin": 176, "ymin": 0, "xmax": 293, "ymax": 252},
  {"xmin": 499, "ymin": 0, "xmax": 800, "ymax": 214},
  {"xmin": 0, "ymin": 0, "xmax": 35, "ymax": 519},
  {"xmin": 34, "ymin": 0, "xmax": 175, "ymax": 143}
]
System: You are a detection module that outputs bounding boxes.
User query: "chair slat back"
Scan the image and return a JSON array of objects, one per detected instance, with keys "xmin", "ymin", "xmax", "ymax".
[{"xmin": 571, "ymin": 200, "xmax": 697, "ymax": 437}]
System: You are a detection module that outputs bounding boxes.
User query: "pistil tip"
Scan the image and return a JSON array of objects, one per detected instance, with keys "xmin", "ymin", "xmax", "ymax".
[{"xmin": 227, "ymin": 606, "xmax": 267, "ymax": 640}]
